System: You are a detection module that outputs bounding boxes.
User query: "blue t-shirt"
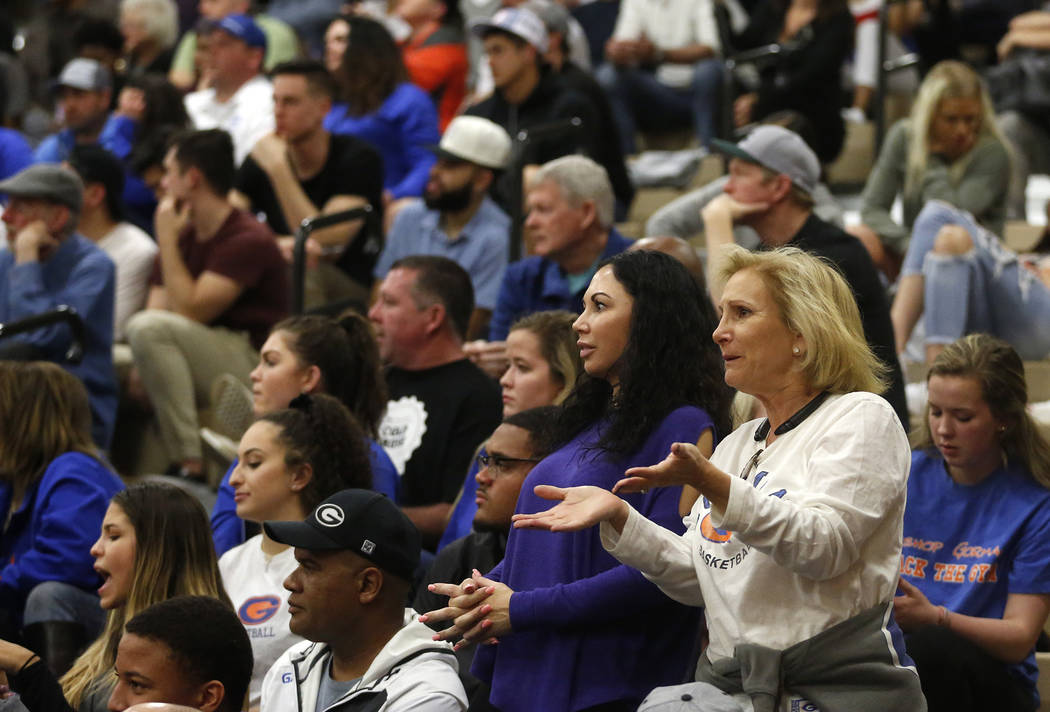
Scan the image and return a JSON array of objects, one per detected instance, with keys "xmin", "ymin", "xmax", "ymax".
[{"xmin": 902, "ymin": 450, "xmax": 1050, "ymax": 701}]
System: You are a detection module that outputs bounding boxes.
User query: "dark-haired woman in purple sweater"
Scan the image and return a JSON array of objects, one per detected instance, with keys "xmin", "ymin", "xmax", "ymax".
[{"xmin": 423, "ymin": 250, "xmax": 734, "ymax": 712}]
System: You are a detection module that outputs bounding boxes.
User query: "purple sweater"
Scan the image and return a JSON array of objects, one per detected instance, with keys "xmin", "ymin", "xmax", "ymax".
[{"xmin": 472, "ymin": 405, "xmax": 712, "ymax": 711}]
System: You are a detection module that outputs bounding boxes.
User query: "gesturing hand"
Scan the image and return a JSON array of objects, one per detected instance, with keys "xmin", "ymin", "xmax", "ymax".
[
  {"xmin": 893, "ymin": 577, "xmax": 939, "ymax": 632},
  {"xmin": 614, "ymin": 441, "xmax": 708, "ymax": 495},
  {"xmin": 512, "ymin": 485, "xmax": 627, "ymax": 533}
]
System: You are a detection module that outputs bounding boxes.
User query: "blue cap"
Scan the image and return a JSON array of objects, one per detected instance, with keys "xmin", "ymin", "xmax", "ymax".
[{"xmin": 205, "ymin": 13, "xmax": 267, "ymax": 51}]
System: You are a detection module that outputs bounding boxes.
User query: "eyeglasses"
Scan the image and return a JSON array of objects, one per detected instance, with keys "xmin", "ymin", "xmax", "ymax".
[{"xmin": 476, "ymin": 453, "xmax": 543, "ymax": 475}]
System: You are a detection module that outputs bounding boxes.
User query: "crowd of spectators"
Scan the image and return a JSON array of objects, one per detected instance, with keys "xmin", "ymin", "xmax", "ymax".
[{"xmin": 2, "ymin": 0, "xmax": 1050, "ymax": 710}]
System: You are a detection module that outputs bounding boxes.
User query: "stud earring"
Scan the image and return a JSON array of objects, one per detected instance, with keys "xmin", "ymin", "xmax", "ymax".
[{"xmin": 793, "ymin": 347, "xmax": 800, "ymax": 355}]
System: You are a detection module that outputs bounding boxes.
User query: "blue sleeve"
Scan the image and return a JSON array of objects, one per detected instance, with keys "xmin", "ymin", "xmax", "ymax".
[
  {"xmin": 4, "ymin": 251, "xmax": 115, "ymax": 359},
  {"xmin": 0, "ymin": 130, "xmax": 33, "ymax": 180},
  {"xmin": 437, "ymin": 458, "xmax": 482, "ymax": 551},
  {"xmin": 32, "ymin": 134, "xmax": 67, "ymax": 164},
  {"xmin": 1008, "ymin": 493, "xmax": 1050, "ymax": 595},
  {"xmin": 471, "ymin": 223, "xmax": 510, "ymax": 312},
  {"xmin": 368, "ymin": 440, "xmax": 400, "ymax": 503},
  {"xmin": 373, "ymin": 204, "xmax": 417, "ymax": 279},
  {"xmin": 0, "ymin": 456, "xmax": 123, "ymax": 606},
  {"xmin": 211, "ymin": 460, "xmax": 245, "ymax": 557},
  {"xmin": 98, "ymin": 115, "xmax": 137, "ymax": 160},
  {"xmin": 488, "ymin": 264, "xmax": 525, "ymax": 341},
  {"xmin": 387, "ymin": 89, "xmax": 439, "ymax": 200}
]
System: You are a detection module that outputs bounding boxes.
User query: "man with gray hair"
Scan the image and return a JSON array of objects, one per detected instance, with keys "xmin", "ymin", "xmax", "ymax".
[
  {"xmin": 466, "ymin": 155, "xmax": 630, "ymax": 374},
  {"xmin": 0, "ymin": 163, "xmax": 117, "ymax": 447}
]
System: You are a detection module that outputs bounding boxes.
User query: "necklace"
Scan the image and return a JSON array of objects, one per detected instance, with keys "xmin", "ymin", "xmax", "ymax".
[{"xmin": 753, "ymin": 391, "xmax": 830, "ymax": 441}]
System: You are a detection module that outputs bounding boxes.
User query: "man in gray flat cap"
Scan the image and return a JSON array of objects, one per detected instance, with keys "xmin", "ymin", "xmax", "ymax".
[{"xmin": 0, "ymin": 163, "xmax": 117, "ymax": 447}]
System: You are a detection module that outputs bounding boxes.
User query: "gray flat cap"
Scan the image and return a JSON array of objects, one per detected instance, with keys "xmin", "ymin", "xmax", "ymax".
[{"xmin": 0, "ymin": 164, "xmax": 85, "ymax": 213}]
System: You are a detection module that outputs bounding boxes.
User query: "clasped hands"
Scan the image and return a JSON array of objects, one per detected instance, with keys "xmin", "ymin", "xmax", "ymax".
[
  {"xmin": 422, "ymin": 443, "xmax": 712, "ymax": 646},
  {"xmin": 421, "ymin": 569, "xmax": 513, "ymax": 650}
]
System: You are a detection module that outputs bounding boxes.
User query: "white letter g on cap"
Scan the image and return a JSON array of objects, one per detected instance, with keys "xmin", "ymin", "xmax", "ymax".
[{"xmin": 315, "ymin": 504, "xmax": 345, "ymax": 527}]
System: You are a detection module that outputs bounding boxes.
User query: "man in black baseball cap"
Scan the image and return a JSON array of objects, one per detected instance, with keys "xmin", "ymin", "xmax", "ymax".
[{"xmin": 260, "ymin": 490, "xmax": 467, "ymax": 711}]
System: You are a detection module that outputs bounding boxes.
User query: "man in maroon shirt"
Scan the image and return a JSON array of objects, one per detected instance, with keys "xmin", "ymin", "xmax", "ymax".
[{"xmin": 126, "ymin": 129, "xmax": 288, "ymax": 480}]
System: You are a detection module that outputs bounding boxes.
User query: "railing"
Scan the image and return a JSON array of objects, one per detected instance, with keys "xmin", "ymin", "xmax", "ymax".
[
  {"xmin": 0, "ymin": 305, "xmax": 85, "ymax": 364},
  {"xmin": 291, "ymin": 205, "xmax": 374, "ymax": 315}
]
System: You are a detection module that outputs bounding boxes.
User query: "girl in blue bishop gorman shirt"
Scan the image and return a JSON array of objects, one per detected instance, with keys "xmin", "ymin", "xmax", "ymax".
[{"xmin": 897, "ymin": 333, "xmax": 1050, "ymax": 712}]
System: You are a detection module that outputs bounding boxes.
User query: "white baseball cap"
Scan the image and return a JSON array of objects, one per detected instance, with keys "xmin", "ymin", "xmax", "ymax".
[
  {"xmin": 429, "ymin": 116, "xmax": 513, "ymax": 170},
  {"xmin": 471, "ymin": 7, "xmax": 549, "ymax": 54}
]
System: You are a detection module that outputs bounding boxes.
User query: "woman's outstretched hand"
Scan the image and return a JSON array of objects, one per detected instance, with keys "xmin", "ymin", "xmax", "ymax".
[
  {"xmin": 512, "ymin": 485, "xmax": 629, "ymax": 533},
  {"xmin": 614, "ymin": 441, "xmax": 708, "ymax": 494}
]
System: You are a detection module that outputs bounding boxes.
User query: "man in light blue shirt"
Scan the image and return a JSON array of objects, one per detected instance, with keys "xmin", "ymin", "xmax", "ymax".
[
  {"xmin": 0, "ymin": 164, "xmax": 117, "ymax": 447},
  {"xmin": 375, "ymin": 116, "xmax": 512, "ymax": 339}
]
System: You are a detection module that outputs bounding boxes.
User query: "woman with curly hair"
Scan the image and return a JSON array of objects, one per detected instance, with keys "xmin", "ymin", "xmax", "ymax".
[
  {"xmin": 220, "ymin": 393, "xmax": 374, "ymax": 709},
  {"xmin": 425, "ymin": 250, "xmax": 734, "ymax": 712},
  {"xmin": 514, "ymin": 246, "xmax": 923, "ymax": 710}
]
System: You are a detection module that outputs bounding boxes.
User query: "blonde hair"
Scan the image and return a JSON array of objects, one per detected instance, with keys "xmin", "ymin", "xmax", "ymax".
[
  {"xmin": 61, "ymin": 483, "xmax": 231, "ymax": 707},
  {"xmin": 906, "ymin": 60, "xmax": 1005, "ymax": 193},
  {"xmin": 719, "ymin": 245, "xmax": 888, "ymax": 395},
  {"xmin": 915, "ymin": 334, "xmax": 1050, "ymax": 488},
  {"xmin": 509, "ymin": 310, "xmax": 584, "ymax": 405},
  {"xmin": 0, "ymin": 362, "xmax": 98, "ymax": 502}
]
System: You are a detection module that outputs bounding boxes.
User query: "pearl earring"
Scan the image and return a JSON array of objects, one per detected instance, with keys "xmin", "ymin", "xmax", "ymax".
[{"xmin": 793, "ymin": 347, "xmax": 800, "ymax": 355}]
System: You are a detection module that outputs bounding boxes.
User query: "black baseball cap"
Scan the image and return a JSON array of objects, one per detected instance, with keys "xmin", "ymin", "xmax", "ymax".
[{"xmin": 264, "ymin": 489, "xmax": 421, "ymax": 581}]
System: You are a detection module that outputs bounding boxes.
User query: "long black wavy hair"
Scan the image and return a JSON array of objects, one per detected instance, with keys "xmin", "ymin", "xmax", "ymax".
[{"xmin": 549, "ymin": 250, "xmax": 733, "ymax": 457}]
